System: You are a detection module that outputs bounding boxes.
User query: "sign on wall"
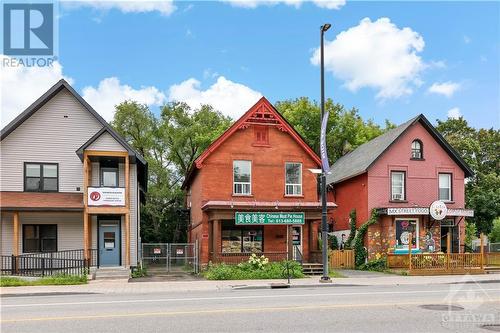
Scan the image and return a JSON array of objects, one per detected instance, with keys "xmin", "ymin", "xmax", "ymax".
[
  {"xmin": 235, "ymin": 212, "xmax": 305, "ymax": 225},
  {"xmin": 430, "ymin": 200, "xmax": 448, "ymax": 221},
  {"xmin": 386, "ymin": 207, "xmax": 429, "ymax": 215},
  {"xmin": 88, "ymin": 187, "xmax": 125, "ymax": 206}
]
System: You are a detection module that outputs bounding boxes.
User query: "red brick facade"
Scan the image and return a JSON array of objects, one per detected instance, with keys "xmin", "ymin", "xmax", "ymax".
[{"xmin": 184, "ymin": 97, "xmax": 332, "ymax": 265}]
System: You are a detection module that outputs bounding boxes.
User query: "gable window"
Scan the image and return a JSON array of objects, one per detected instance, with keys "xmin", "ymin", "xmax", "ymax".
[
  {"xmin": 233, "ymin": 160, "xmax": 251, "ymax": 195},
  {"xmin": 391, "ymin": 171, "xmax": 405, "ymax": 201},
  {"xmin": 24, "ymin": 163, "xmax": 58, "ymax": 192},
  {"xmin": 23, "ymin": 225, "xmax": 57, "ymax": 253},
  {"xmin": 285, "ymin": 162, "xmax": 302, "ymax": 196},
  {"xmin": 254, "ymin": 126, "xmax": 269, "ymax": 146},
  {"xmin": 439, "ymin": 173, "xmax": 452, "ymax": 201},
  {"xmin": 101, "ymin": 167, "xmax": 118, "ymax": 187},
  {"xmin": 411, "ymin": 140, "xmax": 423, "ymax": 159}
]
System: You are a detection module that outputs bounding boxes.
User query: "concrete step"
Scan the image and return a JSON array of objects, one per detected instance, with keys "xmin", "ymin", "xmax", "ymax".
[
  {"xmin": 302, "ymin": 263, "xmax": 324, "ymax": 275},
  {"xmin": 485, "ymin": 266, "xmax": 500, "ymax": 274},
  {"xmin": 94, "ymin": 267, "xmax": 130, "ymax": 280}
]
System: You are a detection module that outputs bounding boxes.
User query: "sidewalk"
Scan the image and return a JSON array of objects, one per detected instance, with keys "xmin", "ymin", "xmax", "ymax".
[{"xmin": 1, "ymin": 273, "xmax": 498, "ymax": 296}]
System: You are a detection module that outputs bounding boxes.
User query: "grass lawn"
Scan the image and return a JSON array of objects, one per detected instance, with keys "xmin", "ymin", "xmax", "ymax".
[{"xmin": 0, "ymin": 274, "xmax": 88, "ymax": 287}]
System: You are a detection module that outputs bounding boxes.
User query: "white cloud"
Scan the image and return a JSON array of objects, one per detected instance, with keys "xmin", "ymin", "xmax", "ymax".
[
  {"xmin": 223, "ymin": 0, "xmax": 345, "ymax": 10},
  {"xmin": 447, "ymin": 107, "xmax": 462, "ymax": 119},
  {"xmin": 310, "ymin": 17, "xmax": 425, "ymax": 100},
  {"xmin": 62, "ymin": 0, "xmax": 176, "ymax": 16},
  {"xmin": 82, "ymin": 77, "xmax": 166, "ymax": 121},
  {"xmin": 463, "ymin": 35, "xmax": 471, "ymax": 44},
  {"xmin": 168, "ymin": 76, "xmax": 262, "ymax": 120},
  {"xmin": 0, "ymin": 55, "xmax": 73, "ymax": 127},
  {"xmin": 428, "ymin": 81, "xmax": 461, "ymax": 98}
]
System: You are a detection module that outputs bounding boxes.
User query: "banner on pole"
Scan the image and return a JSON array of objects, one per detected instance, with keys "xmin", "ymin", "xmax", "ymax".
[{"xmin": 320, "ymin": 111, "xmax": 330, "ymax": 172}]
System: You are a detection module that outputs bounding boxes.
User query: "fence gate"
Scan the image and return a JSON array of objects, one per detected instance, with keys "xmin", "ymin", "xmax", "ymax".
[{"xmin": 142, "ymin": 242, "xmax": 199, "ymax": 274}]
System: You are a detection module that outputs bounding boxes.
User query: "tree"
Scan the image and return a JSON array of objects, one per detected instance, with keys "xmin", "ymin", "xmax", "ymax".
[
  {"xmin": 436, "ymin": 117, "xmax": 500, "ymax": 235},
  {"xmin": 489, "ymin": 218, "xmax": 500, "ymax": 243},
  {"xmin": 275, "ymin": 97, "xmax": 395, "ymax": 163}
]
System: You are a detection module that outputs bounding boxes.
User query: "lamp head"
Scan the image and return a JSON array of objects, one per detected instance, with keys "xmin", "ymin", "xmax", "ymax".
[{"xmin": 321, "ymin": 23, "xmax": 332, "ymax": 32}]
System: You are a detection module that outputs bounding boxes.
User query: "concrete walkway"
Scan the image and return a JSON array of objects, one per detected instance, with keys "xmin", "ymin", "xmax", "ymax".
[{"xmin": 1, "ymin": 273, "xmax": 498, "ymax": 296}]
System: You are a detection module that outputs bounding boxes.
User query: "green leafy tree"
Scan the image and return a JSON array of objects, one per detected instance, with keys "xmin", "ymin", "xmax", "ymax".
[
  {"xmin": 436, "ymin": 117, "xmax": 500, "ymax": 235},
  {"xmin": 489, "ymin": 218, "xmax": 500, "ymax": 243},
  {"xmin": 275, "ymin": 97, "xmax": 395, "ymax": 163}
]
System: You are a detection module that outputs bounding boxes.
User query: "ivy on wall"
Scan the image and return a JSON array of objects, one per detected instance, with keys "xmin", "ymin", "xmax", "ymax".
[
  {"xmin": 353, "ymin": 209, "xmax": 379, "ymax": 268},
  {"xmin": 345, "ymin": 209, "xmax": 357, "ymax": 249}
]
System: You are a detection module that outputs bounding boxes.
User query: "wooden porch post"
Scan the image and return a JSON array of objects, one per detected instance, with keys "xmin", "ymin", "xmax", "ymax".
[
  {"xmin": 408, "ymin": 232, "xmax": 412, "ymax": 272},
  {"xmin": 83, "ymin": 152, "xmax": 89, "ymax": 261},
  {"xmin": 480, "ymin": 233, "xmax": 484, "ymax": 270},
  {"xmin": 125, "ymin": 155, "xmax": 130, "ymax": 267},
  {"xmin": 13, "ymin": 211, "xmax": 19, "ymax": 256},
  {"xmin": 446, "ymin": 231, "xmax": 451, "ymax": 271}
]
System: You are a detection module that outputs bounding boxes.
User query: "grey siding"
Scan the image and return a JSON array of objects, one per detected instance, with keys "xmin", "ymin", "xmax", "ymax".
[
  {"xmin": 0, "ymin": 89, "xmax": 103, "ymax": 192},
  {"xmin": 86, "ymin": 132, "xmax": 126, "ymax": 152}
]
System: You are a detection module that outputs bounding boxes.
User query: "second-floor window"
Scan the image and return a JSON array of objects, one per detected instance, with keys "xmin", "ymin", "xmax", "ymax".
[
  {"xmin": 285, "ymin": 162, "xmax": 302, "ymax": 196},
  {"xmin": 439, "ymin": 173, "xmax": 452, "ymax": 201},
  {"xmin": 233, "ymin": 160, "xmax": 251, "ymax": 195},
  {"xmin": 101, "ymin": 167, "xmax": 118, "ymax": 187},
  {"xmin": 391, "ymin": 171, "xmax": 405, "ymax": 201},
  {"xmin": 411, "ymin": 140, "xmax": 423, "ymax": 159},
  {"xmin": 24, "ymin": 163, "xmax": 58, "ymax": 192}
]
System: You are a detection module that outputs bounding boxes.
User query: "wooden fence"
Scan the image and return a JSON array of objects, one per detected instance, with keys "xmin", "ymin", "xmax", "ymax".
[
  {"xmin": 329, "ymin": 250, "xmax": 355, "ymax": 269},
  {"xmin": 409, "ymin": 253, "xmax": 483, "ymax": 275},
  {"xmin": 486, "ymin": 253, "xmax": 500, "ymax": 266}
]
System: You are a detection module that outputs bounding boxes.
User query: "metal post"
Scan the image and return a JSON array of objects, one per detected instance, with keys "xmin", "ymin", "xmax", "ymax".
[
  {"xmin": 408, "ymin": 233, "xmax": 412, "ymax": 272},
  {"xmin": 320, "ymin": 23, "xmax": 331, "ymax": 282}
]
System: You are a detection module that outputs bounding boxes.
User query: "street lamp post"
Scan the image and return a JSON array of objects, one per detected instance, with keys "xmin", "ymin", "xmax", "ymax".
[{"xmin": 320, "ymin": 23, "xmax": 331, "ymax": 282}]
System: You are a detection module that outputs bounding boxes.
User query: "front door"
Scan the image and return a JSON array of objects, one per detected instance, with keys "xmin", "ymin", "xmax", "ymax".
[
  {"xmin": 99, "ymin": 222, "xmax": 120, "ymax": 266},
  {"xmin": 291, "ymin": 226, "xmax": 302, "ymax": 260}
]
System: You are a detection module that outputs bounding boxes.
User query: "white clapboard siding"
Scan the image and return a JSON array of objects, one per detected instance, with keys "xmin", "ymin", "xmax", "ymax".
[
  {"xmin": 1, "ymin": 213, "xmax": 14, "ymax": 255},
  {"xmin": 86, "ymin": 132, "xmax": 126, "ymax": 152},
  {"xmin": 0, "ymin": 89, "xmax": 103, "ymax": 192}
]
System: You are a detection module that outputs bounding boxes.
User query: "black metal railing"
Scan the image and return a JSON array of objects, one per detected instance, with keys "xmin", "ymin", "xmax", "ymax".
[{"xmin": 0, "ymin": 249, "xmax": 98, "ymax": 277}]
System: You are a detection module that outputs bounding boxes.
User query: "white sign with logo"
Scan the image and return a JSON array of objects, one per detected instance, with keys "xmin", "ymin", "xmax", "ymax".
[
  {"xmin": 430, "ymin": 200, "xmax": 448, "ymax": 220},
  {"xmin": 88, "ymin": 187, "xmax": 125, "ymax": 206}
]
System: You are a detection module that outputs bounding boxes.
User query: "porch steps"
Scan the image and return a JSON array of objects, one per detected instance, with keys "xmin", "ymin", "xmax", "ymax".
[
  {"xmin": 485, "ymin": 266, "xmax": 500, "ymax": 274},
  {"xmin": 302, "ymin": 263, "xmax": 324, "ymax": 275},
  {"xmin": 94, "ymin": 267, "xmax": 130, "ymax": 280}
]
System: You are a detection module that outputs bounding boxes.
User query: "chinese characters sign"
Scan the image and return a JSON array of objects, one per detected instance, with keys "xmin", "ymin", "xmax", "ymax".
[{"xmin": 235, "ymin": 212, "xmax": 305, "ymax": 225}]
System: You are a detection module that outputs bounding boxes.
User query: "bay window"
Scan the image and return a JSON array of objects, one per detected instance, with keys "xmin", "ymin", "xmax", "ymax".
[
  {"xmin": 233, "ymin": 160, "xmax": 251, "ymax": 195},
  {"xmin": 285, "ymin": 162, "xmax": 302, "ymax": 196},
  {"xmin": 391, "ymin": 171, "xmax": 405, "ymax": 201}
]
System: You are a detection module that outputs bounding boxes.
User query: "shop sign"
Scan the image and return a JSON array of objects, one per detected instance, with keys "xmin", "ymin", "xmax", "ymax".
[
  {"xmin": 235, "ymin": 212, "xmax": 305, "ymax": 225},
  {"xmin": 430, "ymin": 200, "xmax": 448, "ymax": 221},
  {"xmin": 88, "ymin": 187, "xmax": 125, "ymax": 206},
  {"xmin": 386, "ymin": 207, "xmax": 429, "ymax": 215},
  {"xmin": 447, "ymin": 208, "xmax": 474, "ymax": 217},
  {"xmin": 153, "ymin": 248, "xmax": 161, "ymax": 255}
]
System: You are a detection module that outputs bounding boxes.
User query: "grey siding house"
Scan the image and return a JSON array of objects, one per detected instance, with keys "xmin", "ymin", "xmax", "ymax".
[{"xmin": 0, "ymin": 79, "xmax": 147, "ymax": 270}]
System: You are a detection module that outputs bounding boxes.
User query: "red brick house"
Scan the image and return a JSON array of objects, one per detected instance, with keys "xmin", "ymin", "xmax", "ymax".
[
  {"xmin": 183, "ymin": 97, "xmax": 335, "ymax": 265},
  {"xmin": 327, "ymin": 114, "xmax": 474, "ymax": 259}
]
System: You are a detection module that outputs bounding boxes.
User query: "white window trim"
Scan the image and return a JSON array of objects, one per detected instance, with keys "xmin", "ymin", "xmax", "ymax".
[
  {"xmin": 233, "ymin": 160, "xmax": 252, "ymax": 196},
  {"xmin": 438, "ymin": 173, "xmax": 452, "ymax": 201},
  {"xmin": 391, "ymin": 171, "xmax": 405, "ymax": 201},
  {"xmin": 285, "ymin": 162, "xmax": 302, "ymax": 196},
  {"xmin": 395, "ymin": 218, "xmax": 419, "ymax": 249}
]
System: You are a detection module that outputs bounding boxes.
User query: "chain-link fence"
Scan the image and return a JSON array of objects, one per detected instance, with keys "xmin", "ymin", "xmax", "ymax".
[{"xmin": 142, "ymin": 241, "xmax": 199, "ymax": 274}]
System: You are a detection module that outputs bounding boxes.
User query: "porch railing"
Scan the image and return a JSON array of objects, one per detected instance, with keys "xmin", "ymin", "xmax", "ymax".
[
  {"xmin": 211, "ymin": 252, "xmax": 288, "ymax": 264},
  {"xmin": 1, "ymin": 249, "xmax": 98, "ymax": 277},
  {"xmin": 387, "ymin": 252, "xmax": 484, "ymax": 275}
]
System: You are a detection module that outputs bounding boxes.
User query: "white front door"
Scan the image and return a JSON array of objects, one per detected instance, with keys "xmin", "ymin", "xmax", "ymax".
[{"xmin": 289, "ymin": 226, "xmax": 302, "ymax": 260}]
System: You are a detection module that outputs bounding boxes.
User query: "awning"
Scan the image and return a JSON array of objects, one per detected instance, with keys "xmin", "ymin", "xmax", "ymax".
[
  {"xmin": 377, "ymin": 207, "xmax": 474, "ymax": 217},
  {"xmin": 0, "ymin": 192, "xmax": 84, "ymax": 211},
  {"xmin": 202, "ymin": 200, "xmax": 337, "ymax": 211}
]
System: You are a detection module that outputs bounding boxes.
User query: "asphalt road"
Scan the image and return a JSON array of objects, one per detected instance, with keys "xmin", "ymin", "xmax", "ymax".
[{"xmin": 1, "ymin": 282, "xmax": 500, "ymax": 333}]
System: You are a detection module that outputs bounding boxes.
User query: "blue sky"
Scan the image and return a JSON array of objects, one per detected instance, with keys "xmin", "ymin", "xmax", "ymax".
[{"xmin": 3, "ymin": 0, "xmax": 499, "ymax": 129}]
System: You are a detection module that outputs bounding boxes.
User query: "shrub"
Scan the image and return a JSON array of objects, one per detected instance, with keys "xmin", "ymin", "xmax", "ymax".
[
  {"xmin": 354, "ymin": 209, "xmax": 379, "ymax": 268},
  {"xmin": 329, "ymin": 234, "xmax": 339, "ymax": 250},
  {"xmin": 204, "ymin": 260, "xmax": 304, "ymax": 280},
  {"xmin": 359, "ymin": 257, "xmax": 387, "ymax": 272},
  {"xmin": 131, "ymin": 265, "xmax": 148, "ymax": 278}
]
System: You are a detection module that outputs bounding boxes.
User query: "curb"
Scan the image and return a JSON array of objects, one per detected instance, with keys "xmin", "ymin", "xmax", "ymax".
[{"xmin": 232, "ymin": 283, "xmax": 363, "ymax": 290}]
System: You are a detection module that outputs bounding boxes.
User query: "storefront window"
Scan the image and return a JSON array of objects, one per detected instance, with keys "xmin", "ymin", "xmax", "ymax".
[
  {"xmin": 221, "ymin": 222, "xmax": 263, "ymax": 253},
  {"xmin": 395, "ymin": 219, "xmax": 418, "ymax": 250}
]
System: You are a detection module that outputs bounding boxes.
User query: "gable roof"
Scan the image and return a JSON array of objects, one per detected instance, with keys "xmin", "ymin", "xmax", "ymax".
[
  {"xmin": 182, "ymin": 97, "xmax": 321, "ymax": 189},
  {"xmin": 326, "ymin": 114, "xmax": 473, "ymax": 184},
  {"xmin": 0, "ymin": 79, "xmax": 148, "ymax": 189}
]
